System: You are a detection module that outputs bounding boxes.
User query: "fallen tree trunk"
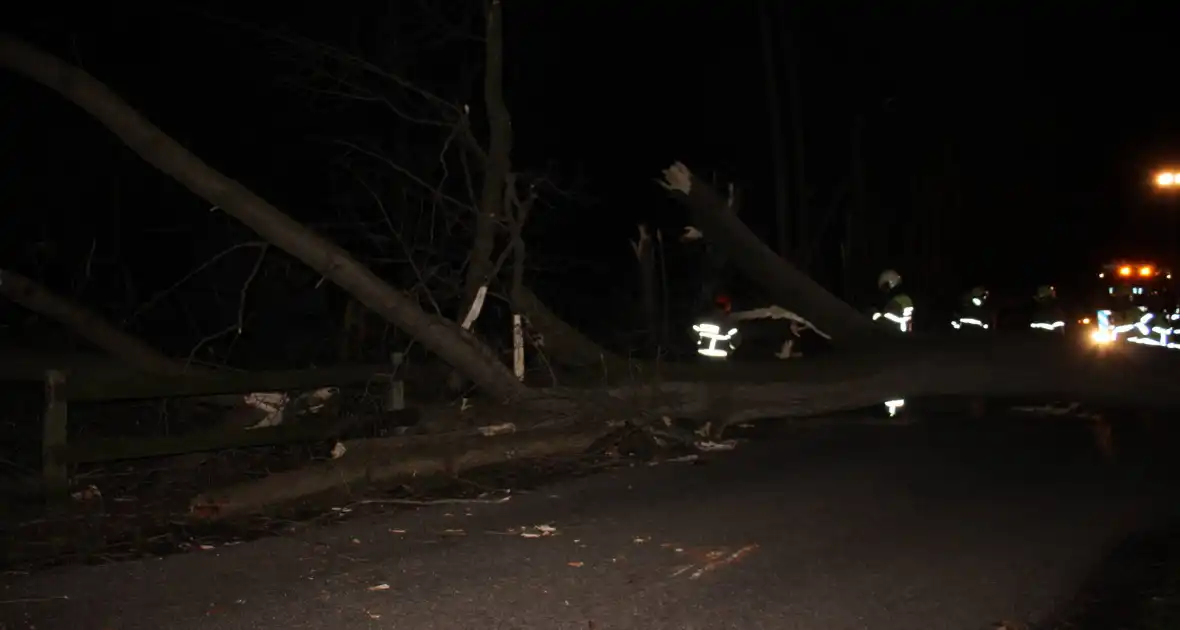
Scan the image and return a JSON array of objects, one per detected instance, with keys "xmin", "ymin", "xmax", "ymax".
[
  {"xmin": 658, "ymin": 162, "xmax": 884, "ymax": 346},
  {"xmin": 190, "ymin": 419, "xmax": 612, "ymax": 520},
  {"xmin": 0, "ymin": 34, "xmax": 527, "ymax": 404},
  {"xmin": 194, "ymin": 332, "xmax": 1180, "ymax": 517},
  {"xmin": 618, "ymin": 334, "xmax": 1180, "ymax": 427}
]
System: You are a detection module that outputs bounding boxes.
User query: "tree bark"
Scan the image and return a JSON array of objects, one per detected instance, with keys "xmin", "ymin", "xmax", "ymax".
[
  {"xmin": 0, "ymin": 34, "xmax": 528, "ymax": 403},
  {"xmin": 190, "ymin": 419, "xmax": 611, "ymax": 520},
  {"xmin": 658, "ymin": 162, "xmax": 883, "ymax": 346},
  {"xmin": 460, "ymin": 0, "xmax": 512, "ymax": 322},
  {"xmin": 631, "ymin": 225, "xmax": 660, "ymax": 356}
]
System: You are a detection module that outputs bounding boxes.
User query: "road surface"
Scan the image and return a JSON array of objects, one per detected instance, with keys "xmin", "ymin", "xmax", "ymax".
[{"xmin": 1, "ymin": 413, "xmax": 1174, "ymax": 629}]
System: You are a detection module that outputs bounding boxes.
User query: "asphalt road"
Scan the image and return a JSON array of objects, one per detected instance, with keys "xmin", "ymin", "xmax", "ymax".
[{"xmin": 1, "ymin": 413, "xmax": 1174, "ymax": 630}]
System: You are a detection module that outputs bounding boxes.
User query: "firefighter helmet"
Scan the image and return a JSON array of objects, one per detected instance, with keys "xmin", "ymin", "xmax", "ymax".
[
  {"xmin": 878, "ymin": 269, "xmax": 902, "ymax": 291},
  {"xmin": 714, "ymin": 294, "xmax": 732, "ymax": 313},
  {"xmin": 1035, "ymin": 285, "xmax": 1056, "ymax": 302},
  {"xmin": 967, "ymin": 286, "xmax": 988, "ymax": 306}
]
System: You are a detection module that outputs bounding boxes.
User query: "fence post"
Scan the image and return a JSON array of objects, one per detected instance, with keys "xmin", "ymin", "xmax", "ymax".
[
  {"xmin": 387, "ymin": 352, "xmax": 405, "ymax": 412},
  {"xmin": 43, "ymin": 369, "xmax": 68, "ymax": 502}
]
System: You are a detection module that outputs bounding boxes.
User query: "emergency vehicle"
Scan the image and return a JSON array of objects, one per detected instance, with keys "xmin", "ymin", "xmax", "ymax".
[{"xmin": 1086, "ymin": 261, "xmax": 1178, "ymax": 349}]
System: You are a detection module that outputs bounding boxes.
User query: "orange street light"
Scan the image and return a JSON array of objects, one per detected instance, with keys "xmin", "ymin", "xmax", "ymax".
[{"xmin": 1155, "ymin": 170, "xmax": 1180, "ymax": 188}]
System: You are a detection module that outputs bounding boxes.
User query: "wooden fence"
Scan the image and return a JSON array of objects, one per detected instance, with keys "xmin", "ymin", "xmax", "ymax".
[{"xmin": 26, "ymin": 355, "xmax": 407, "ymax": 500}]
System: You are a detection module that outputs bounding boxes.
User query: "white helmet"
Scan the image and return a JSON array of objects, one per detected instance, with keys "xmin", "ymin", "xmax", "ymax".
[{"xmin": 878, "ymin": 269, "xmax": 902, "ymax": 291}]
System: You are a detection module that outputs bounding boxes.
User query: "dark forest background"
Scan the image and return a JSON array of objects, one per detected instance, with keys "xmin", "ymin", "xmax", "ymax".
[{"xmin": 4, "ymin": 1, "xmax": 1180, "ymax": 367}]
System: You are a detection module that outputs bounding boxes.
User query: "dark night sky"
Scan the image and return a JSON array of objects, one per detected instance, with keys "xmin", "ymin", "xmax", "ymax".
[{"xmin": 5, "ymin": 1, "xmax": 1180, "ymax": 349}]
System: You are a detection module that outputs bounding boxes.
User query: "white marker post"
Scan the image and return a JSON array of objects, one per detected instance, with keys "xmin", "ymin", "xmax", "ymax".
[{"xmin": 512, "ymin": 314, "xmax": 525, "ymax": 381}]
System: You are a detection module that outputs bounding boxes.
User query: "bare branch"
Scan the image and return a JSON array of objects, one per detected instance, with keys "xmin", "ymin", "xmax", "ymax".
[
  {"xmin": 353, "ymin": 175, "xmax": 444, "ymax": 316},
  {"xmin": 124, "ymin": 241, "xmax": 267, "ymax": 325},
  {"xmin": 186, "ymin": 244, "xmax": 268, "ymax": 365},
  {"xmin": 187, "ymin": 9, "xmax": 464, "ymax": 124},
  {"xmin": 335, "ymin": 139, "xmax": 476, "ymax": 213}
]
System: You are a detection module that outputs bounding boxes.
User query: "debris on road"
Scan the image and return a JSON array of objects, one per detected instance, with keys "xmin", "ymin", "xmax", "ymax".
[
  {"xmin": 695, "ymin": 440, "xmax": 737, "ymax": 452},
  {"xmin": 518, "ymin": 524, "xmax": 558, "ymax": 538},
  {"xmin": 669, "ymin": 544, "xmax": 759, "ymax": 580},
  {"xmin": 477, "ymin": 422, "xmax": 516, "ymax": 437},
  {"xmin": 70, "ymin": 484, "xmax": 101, "ymax": 502}
]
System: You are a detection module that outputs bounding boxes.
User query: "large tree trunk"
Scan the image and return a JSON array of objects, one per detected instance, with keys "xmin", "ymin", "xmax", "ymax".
[
  {"xmin": 0, "ymin": 35, "xmax": 527, "ymax": 403},
  {"xmin": 194, "ymin": 330, "xmax": 1180, "ymax": 518},
  {"xmin": 658, "ymin": 163, "xmax": 882, "ymax": 346},
  {"xmin": 631, "ymin": 225, "xmax": 661, "ymax": 357},
  {"xmin": 460, "ymin": 0, "xmax": 511, "ymax": 322}
]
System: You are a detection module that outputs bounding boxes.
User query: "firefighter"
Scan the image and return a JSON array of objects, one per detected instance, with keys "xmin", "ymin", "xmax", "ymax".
[
  {"xmin": 872, "ymin": 269, "xmax": 914, "ymax": 333},
  {"xmin": 1030, "ymin": 285, "xmax": 1066, "ymax": 333},
  {"xmin": 1108, "ymin": 284, "xmax": 1161, "ymax": 346},
  {"xmin": 1097, "ymin": 284, "xmax": 1140, "ymax": 343},
  {"xmin": 952, "ymin": 286, "xmax": 992, "ymax": 331},
  {"xmin": 692, "ymin": 294, "xmax": 741, "ymax": 360},
  {"xmin": 871, "ymin": 269, "xmax": 910, "ymax": 417}
]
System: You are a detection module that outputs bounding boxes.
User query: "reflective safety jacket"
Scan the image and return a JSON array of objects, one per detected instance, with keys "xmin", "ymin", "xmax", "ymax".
[
  {"xmin": 952, "ymin": 298, "xmax": 991, "ymax": 331},
  {"xmin": 873, "ymin": 292, "xmax": 914, "ymax": 333},
  {"xmin": 1103, "ymin": 305, "xmax": 1180, "ymax": 349},
  {"xmin": 1030, "ymin": 301, "xmax": 1066, "ymax": 333},
  {"xmin": 692, "ymin": 308, "xmax": 741, "ymax": 359}
]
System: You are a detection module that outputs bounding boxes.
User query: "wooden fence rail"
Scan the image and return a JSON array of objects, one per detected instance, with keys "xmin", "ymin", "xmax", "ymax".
[{"xmin": 35, "ymin": 356, "xmax": 406, "ymax": 501}]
